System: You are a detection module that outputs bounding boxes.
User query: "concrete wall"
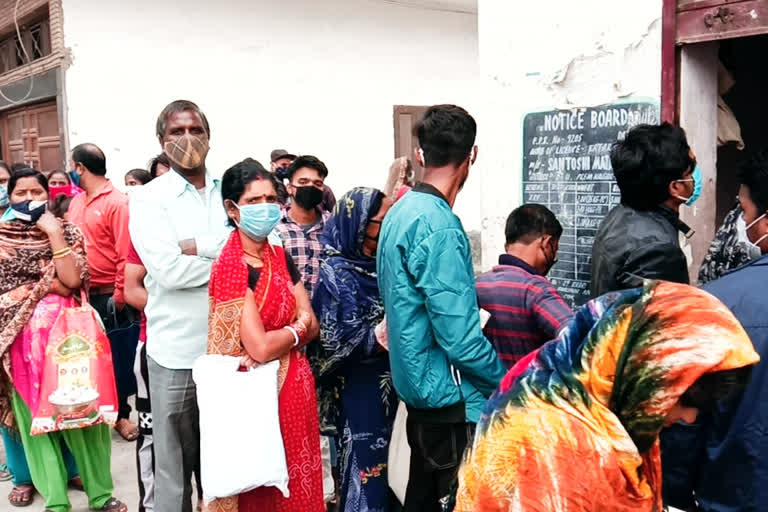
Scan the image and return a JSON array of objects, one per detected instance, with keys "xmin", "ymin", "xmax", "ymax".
[
  {"xmin": 476, "ymin": 0, "xmax": 663, "ymax": 268},
  {"xmin": 59, "ymin": 0, "xmax": 483, "ymax": 228}
]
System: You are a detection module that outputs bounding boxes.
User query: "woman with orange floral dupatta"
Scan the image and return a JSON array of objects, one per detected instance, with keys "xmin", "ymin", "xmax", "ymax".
[
  {"xmin": 206, "ymin": 158, "xmax": 324, "ymax": 512},
  {"xmin": 455, "ymin": 281, "xmax": 759, "ymax": 512}
]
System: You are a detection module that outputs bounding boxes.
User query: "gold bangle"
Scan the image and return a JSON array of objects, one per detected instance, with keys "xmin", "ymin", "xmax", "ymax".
[
  {"xmin": 52, "ymin": 247, "xmax": 69, "ymax": 257},
  {"xmin": 53, "ymin": 248, "xmax": 72, "ymax": 259}
]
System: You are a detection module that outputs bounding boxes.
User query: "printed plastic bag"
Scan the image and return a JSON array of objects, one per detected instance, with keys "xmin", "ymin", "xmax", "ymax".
[
  {"xmin": 193, "ymin": 355, "xmax": 289, "ymax": 502},
  {"xmin": 31, "ymin": 295, "xmax": 118, "ymax": 435}
]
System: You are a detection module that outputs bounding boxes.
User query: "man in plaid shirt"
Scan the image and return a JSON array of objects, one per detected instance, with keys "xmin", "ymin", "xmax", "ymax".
[{"xmin": 275, "ymin": 155, "xmax": 331, "ymax": 298}]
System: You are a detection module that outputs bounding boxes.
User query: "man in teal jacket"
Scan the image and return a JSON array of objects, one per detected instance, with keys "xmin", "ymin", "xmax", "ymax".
[{"xmin": 377, "ymin": 104, "xmax": 506, "ymax": 511}]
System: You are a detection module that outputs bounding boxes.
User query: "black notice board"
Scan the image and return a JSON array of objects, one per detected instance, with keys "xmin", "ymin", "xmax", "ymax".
[{"xmin": 522, "ymin": 101, "xmax": 659, "ymax": 308}]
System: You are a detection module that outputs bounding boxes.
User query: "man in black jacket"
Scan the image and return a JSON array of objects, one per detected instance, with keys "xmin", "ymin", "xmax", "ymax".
[{"xmin": 590, "ymin": 123, "xmax": 700, "ymax": 297}]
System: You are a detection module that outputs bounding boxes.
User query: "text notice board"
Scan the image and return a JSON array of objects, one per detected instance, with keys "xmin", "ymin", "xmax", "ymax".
[{"xmin": 522, "ymin": 102, "xmax": 659, "ymax": 307}]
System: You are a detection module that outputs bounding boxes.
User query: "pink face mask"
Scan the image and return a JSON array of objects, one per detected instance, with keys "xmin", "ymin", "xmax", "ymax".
[{"xmin": 48, "ymin": 184, "xmax": 83, "ymax": 200}]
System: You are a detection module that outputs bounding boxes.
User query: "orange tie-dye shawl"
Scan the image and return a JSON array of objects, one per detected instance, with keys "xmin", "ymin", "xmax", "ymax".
[{"xmin": 456, "ymin": 281, "xmax": 759, "ymax": 512}]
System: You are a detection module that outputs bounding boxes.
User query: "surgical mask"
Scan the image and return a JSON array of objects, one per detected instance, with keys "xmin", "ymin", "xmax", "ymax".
[
  {"xmin": 675, "ymin": 165, "xmax": 703, "ymax": 206},
  {"xmin": 293, "ymin": 185, "xmax": 324, "ymax": 210},
  {"xmin": 1, "ymin": 200, "xmax": 47, "ymax": 223},
  {"xmin": 68, "ymin": 170, "xmax": 81, "ymax": 187},
  {"xmin": 164, "ymin": 134, "xmax": 209, "ymax": 170},
  {"xmin": 235, "ymin": 202, "xmax": 281, "ymax": 241},
  {"xmin": 0, "ymin": 186, "xmax": 8, "ymax": 209},
  {"xmin": 740, "ymin": 212, "xmax": 768, "ymax": 256}
]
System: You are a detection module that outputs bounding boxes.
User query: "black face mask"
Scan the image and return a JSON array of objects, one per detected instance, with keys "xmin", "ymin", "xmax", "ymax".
[
  {"xmin": 9, "ymin": 200, "xmax": 47, "ymax": 223},
  {"xmin": 293, "ymin": 186, "xmax": 324, "ymax": 210},
  {"xmin": 275, "ymin": 167, "xmax": 290, "ymax": 182}
]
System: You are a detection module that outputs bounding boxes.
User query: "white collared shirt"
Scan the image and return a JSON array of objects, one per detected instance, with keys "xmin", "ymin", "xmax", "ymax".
[{"xmin": 129, "ymin": 169, "xmax": 232, "ymax": 369}]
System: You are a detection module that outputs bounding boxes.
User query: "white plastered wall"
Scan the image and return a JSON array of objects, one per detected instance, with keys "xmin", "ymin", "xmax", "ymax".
[
  {"xmin": 59, "ymin": 0, "xmax": 483, "ymax": 229},
  {"xmin": 476, "ymin": 0, "xmax": 663, "ymax": 269}
]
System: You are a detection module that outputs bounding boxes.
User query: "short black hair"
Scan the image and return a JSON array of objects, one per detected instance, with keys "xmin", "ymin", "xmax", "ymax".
[
  {"xmin": 47, "ymin": 170, "xmax": 71, "ymax": 185},
  {"xmin": 0, "ymin": 160, "xmax": 10, "ymax": 174},
  {"xmin": 739, "ymin": 149, "xmax": 768, "ymax": 214},
  {"xmin": 8, "ymin": 167, "xmax": 48, "ymax": 196},
  {"xmin": 679, "ymin": 367, "xmax": 752, "ymax": 410},
  {"xmin": 611, "ymin": 123, "xmax": 694, "ymax": 211},
  {"xmin": 126, "ymin": 168, "xmax": 153, "ymax": 185},
  {"xmin": 72, "ymin": 143, "xmax": 107, "ymax": 176},
  {"xmin": 505, "ymin": 204, "xmax": 563, "ymax": 245},
  {"xmin": 148, "ymin": 153, "xmax": 171, "ymax": 178},
  {"xmin": 156, "ymin": 100, "xmax": 211, "ymax": 140},
  {"xmin": 415, "ymin": 104, "xmax": 477, "ymax": 168},
  {"xmin": 286, "ymin": 155, "xmax": 328, "ymax": 182},
  {"xmin": 221, "ymin": 158, "xmax": 278, "ymax": 227}
]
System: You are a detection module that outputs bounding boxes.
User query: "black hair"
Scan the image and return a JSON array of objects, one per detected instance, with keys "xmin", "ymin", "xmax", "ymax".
[
  {"xmin": 611, "ymin": 123, "xmax": 694, "ymax": 211},
  {"xmin": 8, "ymin": 167, "xmax": 48, "ymax": 196},
  {"xmin": 221, "ymin": 158, "xmax": 278, "ymax": 227},
  {"xmin": 679, "ymin": 367, "xmax": 752, "ymax": 410},
  {"xmin": 415, "ymin": 104, "xmax": 477, "ymax": 168},
  {"xmin": 156, "ymin": 100, "xmax": 211, "ymax": 140},
  {"xmin": 286, "ymin": 155, "xmax": 329, "ymax": 182},
  {"xmin": 50, "ymin": 194, "xmax": 72, "ymax": 219},
  {"xmin": 148, "ymin": 153, "xmax": 171, "ymax": 178},
  {"xmin": 72, "ymin": 143, "xmax": 107, "ymax": 176},
  {"xmin": 47, "ymin": 170, "xmax": 71, "ymax": 185},
  {"xmin": 0, "ymin": 160, "xmax": 10, "ymax": 175},
  {"xmin": 505, "ymin": 204, "xmax": 563, "ymax": 245},
  {"xmin": 739, "ymin": 149, "xmax": 768, "ymax": 214},
  {"xmin": 126, "ymin": 169, "xmax": 153, "ymax": 185}
]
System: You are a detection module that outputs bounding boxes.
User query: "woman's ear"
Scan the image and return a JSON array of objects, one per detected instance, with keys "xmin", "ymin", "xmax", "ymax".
[{"xmin": 225, "ymin": 199, "xmax": 239, "ymax": 225}]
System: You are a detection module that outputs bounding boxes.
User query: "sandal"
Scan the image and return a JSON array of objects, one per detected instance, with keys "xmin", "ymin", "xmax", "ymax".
[
  {"xmin": 69, "ymin": 475, "xmax": 84, "ymax": 491},
  {"xmin": 0, "ymin": 463, "xmax": 11, "ymax": 481},
  {"xmin": 91, "ymin": 497, "xmax": 128, "ymax": 512},
  {"xmin": 114, "ymin": 419, "xmax": 138, "ymax": 442},
  {"xmin": 8, "ymin": 484, "xmax": 34, "ymax": 507}
]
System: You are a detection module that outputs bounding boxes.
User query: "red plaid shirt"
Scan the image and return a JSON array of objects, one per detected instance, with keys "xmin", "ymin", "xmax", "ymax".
[{"xmin": 275, "ymin": 207, "xmax": 330, "ymax": 299}]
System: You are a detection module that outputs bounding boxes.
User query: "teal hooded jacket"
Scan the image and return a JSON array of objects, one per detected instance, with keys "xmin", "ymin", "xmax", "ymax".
[{"xmin": 377, "ymin": 184, "xmax": 506, "ymax": 423}]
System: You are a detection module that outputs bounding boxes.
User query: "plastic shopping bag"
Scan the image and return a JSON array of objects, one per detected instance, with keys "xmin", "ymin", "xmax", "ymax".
[
  {"xmin": 31, "ymin": 295, "xmax": 118, "ymax": 435},
  {"xmin": 388, "ymin": 401, "xmax": 410, "ymax": 505},
  {"xmin": 193, "ymin": 355, "xmax": 289, "ymax": 502}
]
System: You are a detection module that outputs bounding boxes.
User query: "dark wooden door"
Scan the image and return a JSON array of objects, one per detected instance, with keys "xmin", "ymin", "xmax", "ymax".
[
  {"xmin": 393, "ymin": 105, "xmax": 429, "ymax": 183},
  {"xmin": 1, "ymin": 101, "xmax": 61, "ymax": 172}
]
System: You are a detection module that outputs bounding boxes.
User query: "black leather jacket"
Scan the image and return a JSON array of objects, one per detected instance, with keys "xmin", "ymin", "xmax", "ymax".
[{"xmin": 590, "ymin": 204, "xmax": 691, "ymax": 298}]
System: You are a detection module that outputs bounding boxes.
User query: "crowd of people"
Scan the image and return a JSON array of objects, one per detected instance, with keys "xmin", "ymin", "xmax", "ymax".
[{"xmin": 0, "ymin": 100, "xmax": 765, "ymax": 512}]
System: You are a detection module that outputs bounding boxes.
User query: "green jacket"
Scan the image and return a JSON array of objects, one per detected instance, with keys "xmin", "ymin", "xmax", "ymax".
[{"xmin": 377, "ymin": 184, "xmax": 505, "ymax": 423}]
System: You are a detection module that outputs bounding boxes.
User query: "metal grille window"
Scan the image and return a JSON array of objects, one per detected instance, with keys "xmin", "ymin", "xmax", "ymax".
[{"xmin": 0, "ymin": 18, "xmax": 51, "ymax": 75}]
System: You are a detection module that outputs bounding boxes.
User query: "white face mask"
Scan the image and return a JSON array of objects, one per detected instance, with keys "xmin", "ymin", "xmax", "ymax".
[{"xmin": 739, "ymin": 212, "xmax": 768, "ymax": 257}]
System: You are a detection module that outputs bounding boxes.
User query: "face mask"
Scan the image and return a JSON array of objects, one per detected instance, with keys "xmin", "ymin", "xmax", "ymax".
[
  {"xmin": 48, "ymin": 184, "xmax": 82, "ymax": 200},
  {"xmin": 1, "ymin": 200, "xmax": 47, "ymax": 223},
  {"xmin": 68, "ymin": 170, "xmax": 81, "ymax": 187},
  {"xmin": 736, "ymin": 214, "xmax": 763, "ymax": 260},
  {"xmin": 275, "ymin": 167, "xmax": 290, "ymax": 182},
  {"xmin": 675, "ymin": 164, "xmax": 703, "ymax": 206},
  {"xmin": 741, "ymin": 212, "xmax": 768, "ymax": 256},
  {"xmin": 541, "ymin": 239, "xmax": 558, "ymax": 275},
  {"xmin": 0, "ymin": 186, "xmax": 8, "ymax": 209},
  {"xmin": 293, "ymin": 185, "xmax": 324, "ymax": 210},
  {"xmin": 164, "ymin": 134, "xmax": 209, "ymax": 170},
  {"xmin": 235, "ymin": 202, "xmax": 281, "ymax": 241}
]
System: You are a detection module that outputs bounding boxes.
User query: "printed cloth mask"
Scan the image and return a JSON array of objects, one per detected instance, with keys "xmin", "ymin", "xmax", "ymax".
[
  {"xmin": 293, "ymin": 185, "xmax": 324, "ymax": 210},
  {"xmin": 235, "ymin": 202, "xmax": 282, "ymax": 241},
  {"xmin": 0, "ymin": 185, "xmax": 8, "ymax": 209},
  {"xmin": 164, "ymin": 134, "xmax": 209, "ymax": 170},
  {"xmin": 675, "ymin": 164, "xmax": 703, "ymax": 206},
  {"xmin": 1, "ymin": 200, "xmax": 47, "ymax": 223},
  {"xmin": 740, "ymin": 212, "xmax": 768, "ymax": 256}
]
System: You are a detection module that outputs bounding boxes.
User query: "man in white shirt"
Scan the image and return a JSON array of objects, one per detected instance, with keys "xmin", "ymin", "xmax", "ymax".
[{"xmin": 129, "ymin": 100, "xmax": 230, "ymax": 512}]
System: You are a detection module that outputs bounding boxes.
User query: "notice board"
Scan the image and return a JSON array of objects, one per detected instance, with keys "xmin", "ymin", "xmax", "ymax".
[{"xmin": 522, "ymin": 101, "xmax": 660, "ymax": 307}]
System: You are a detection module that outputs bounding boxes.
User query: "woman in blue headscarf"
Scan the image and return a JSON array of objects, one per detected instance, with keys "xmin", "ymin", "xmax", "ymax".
[{"xmin": 311, "ymin": 187, "xmax": 395, "ymax": 512}]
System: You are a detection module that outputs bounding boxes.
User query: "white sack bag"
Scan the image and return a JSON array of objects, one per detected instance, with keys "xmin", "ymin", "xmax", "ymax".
[
  {"xmin": 193, "ymin": 355, "xmax": 289, "ymax": 502},
  {"xmin": 388, "ymin": 401, "xmax": 410, "ymax": 505}
]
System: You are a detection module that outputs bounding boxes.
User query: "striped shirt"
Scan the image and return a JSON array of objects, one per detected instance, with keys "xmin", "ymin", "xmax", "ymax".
[{"xmin": 476, "ymin": 254, "xmax": 573, "ymax": 369}]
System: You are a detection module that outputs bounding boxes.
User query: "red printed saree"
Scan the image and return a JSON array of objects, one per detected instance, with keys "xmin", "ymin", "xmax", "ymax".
[{"xmin": 206, "ymin": 231, "xmax": 323, "ymax": 512}]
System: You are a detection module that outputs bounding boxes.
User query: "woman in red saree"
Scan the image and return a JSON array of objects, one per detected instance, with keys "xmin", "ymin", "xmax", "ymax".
[{"xmin": 206, "ymin": 158, "xmax": 324, "ymax": 512}]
